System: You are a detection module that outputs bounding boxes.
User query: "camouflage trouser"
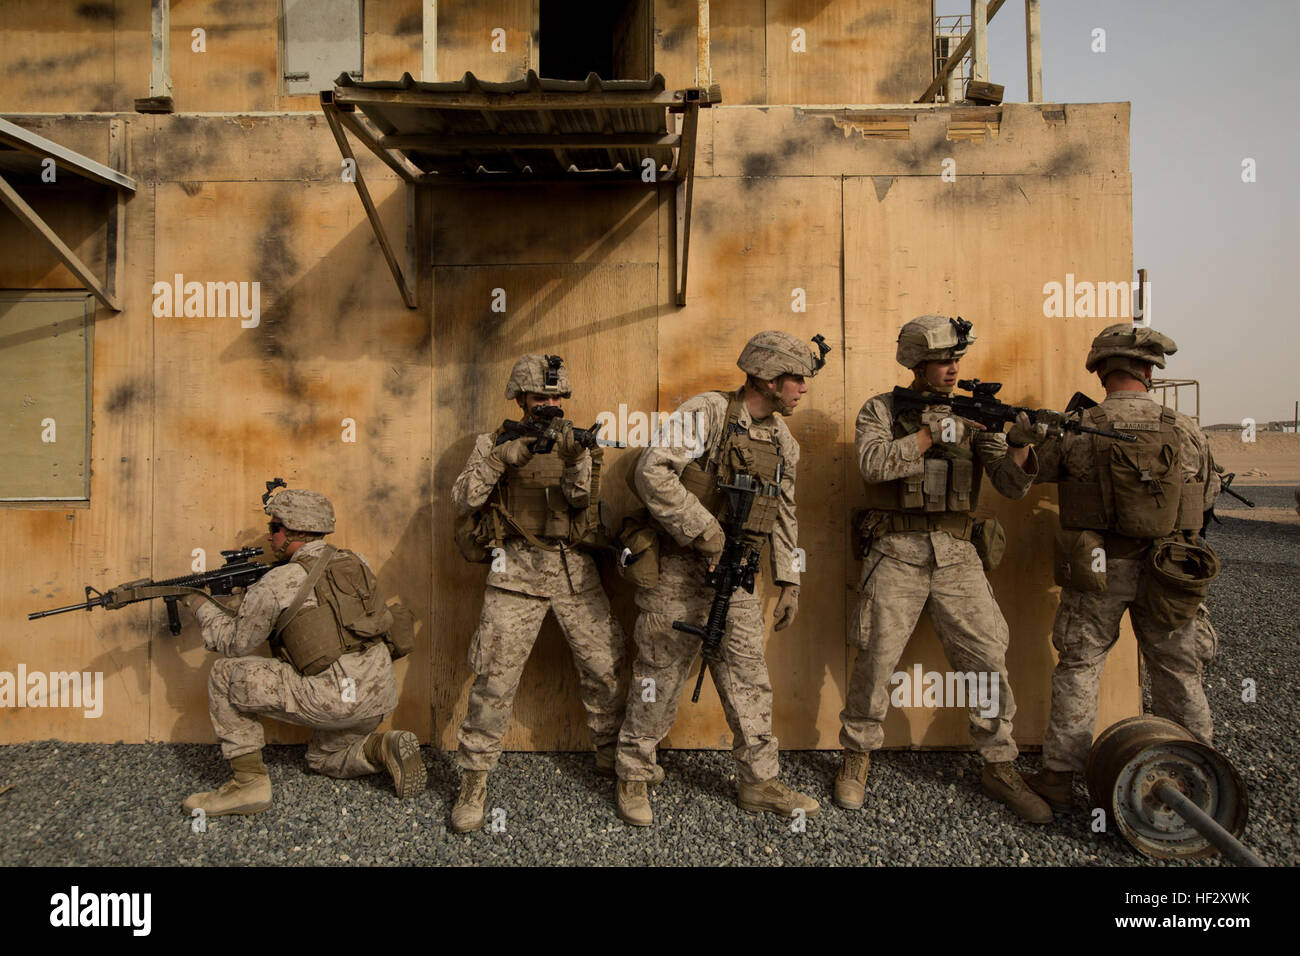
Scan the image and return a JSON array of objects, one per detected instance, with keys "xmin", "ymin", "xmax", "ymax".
[
  {"xmin": 1043, "ymin": 557, "xmax": 1215, "ymax": 773},
  {"xmin": 208, "ymin": 641, "xmax": 397, "ymax": 777},
  {"xmin": 839, "ymin": 548, "xmax": 1019, "ymax": 762},
  {"xmin": 457, "ymin": 585, "xmax": 627, "ymax": 771},
  {"xmin": 616, "ymin": 605, "xmax": 779, "ymax": 785}
]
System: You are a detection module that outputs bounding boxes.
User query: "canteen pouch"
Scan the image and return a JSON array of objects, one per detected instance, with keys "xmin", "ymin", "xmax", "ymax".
[
  {"xmin": 971, "ymin": 517, "xmax": 1006, "ymax": 572},
  {"xmin": 1052, "ymin": 528, "xmax": 1108, "ymax": 592},
  {"xmin": 615, "ymin": 509, "xmax": 661, "ymax": 590}
]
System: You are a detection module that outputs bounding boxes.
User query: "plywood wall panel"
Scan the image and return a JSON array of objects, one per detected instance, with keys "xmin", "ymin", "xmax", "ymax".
[
  {"xmin": 653, "ymin": 0, "xmax": 766, "ymax": 104},
  {"xmin": 653, "ymin": 175, "xmax": 846, "ymax": 749},
  {"xmin": 842, "ymin": 170, "xmax": 1137, "ymax": 747},
  {"xmin": 147, "ymin": 174, "xmax": 431, "ymax": 743},
  {"xmin": 429, "ymin": 260, "xmax": 659, "ymax": 751},
  {"xmin": 364, "ymin": 0, "xmax": 423, "ymax": 79},
  {"xmin": 1, "ymin": 117, "xmax": 155, "ymax": 743},
  {"xmin": 435, "ymin": 0, "xmax": 533, "ymax": 82}
]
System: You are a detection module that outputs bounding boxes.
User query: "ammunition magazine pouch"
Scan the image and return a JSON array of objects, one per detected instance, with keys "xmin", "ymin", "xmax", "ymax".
[
  {"xmin": 272, "ymin": 546, "xmax": 394, "ymax": 676},
  {"xmin": 1052, "ymin": 529, "xmax": 1108, "ymax": 592},
  {"xmin": 1135, "ymin": 535, "xmax": 1220, "ymax": 632},
  {"xmin": 861, "ymin": 409, "xmax": 984, "ymax": 516}
]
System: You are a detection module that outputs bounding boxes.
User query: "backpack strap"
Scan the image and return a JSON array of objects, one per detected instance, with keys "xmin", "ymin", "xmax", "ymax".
[{"xmin": 273, "ymin": 544, "xmax": 336, "ymax": 637}]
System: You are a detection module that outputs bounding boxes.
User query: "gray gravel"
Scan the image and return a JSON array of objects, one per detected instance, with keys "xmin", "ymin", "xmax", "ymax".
[{"xmin": 2, "ymin": 491, "xmax": 1295, "ymax": 867}]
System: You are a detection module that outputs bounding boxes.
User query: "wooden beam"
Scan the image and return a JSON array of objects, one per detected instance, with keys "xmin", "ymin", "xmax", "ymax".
[
  {"xmin": 0, "ymin": 118, "xmax": 137, "ymax": 193},
  {"xmin": 320, "ymin": 100, "xmax": 416, "ymax": 309},
  {"xmin": 333, "ymin": 85, "xmax": 682, "ymax": 112},
  {"xmin": 697, "ymin": 0, "xmax": 711, "ymax": 88},
  {"xmin": 106, "ymin": 119, "xmax": 127, "ymax": 305},
  {"xmin": 149, "ymin": 0, "xmax": 172, "ymax": 99},
  {"xmin": 378, "ymin": 133, "xmax": 681, "ymax": 150},
  {"xmin": 917, "ymin": 0, "xmax": 1005, "ymax": 103},
  {"xmin": 1025, "ymin": 0, "xmax": 1043, "ymax": 102},
  {"xmin": 322, "ymin": 95, "xmax": 423, "ymax": 182},
  {"xmin": 971, "ymin": 1, "xmax": 989, "ymax": 83},
  {"xmin": 422, "ymin": 0, "xmax": 438, "ymax": 81},
  {"xmin": 0, "ymin": 173, "xmax": 119, "ymax": 311},
  {"xmin": 674, "ymin": 103, "xmax": 700, "ymax": 307}
]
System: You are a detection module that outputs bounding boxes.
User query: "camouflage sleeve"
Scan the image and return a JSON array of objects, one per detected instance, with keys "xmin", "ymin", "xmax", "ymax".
[
  {"xmin": 856, "ymin": 394, "xmax": 925, "ymax": 483},
  {"xmin": 1032, "ymin": 432, "xmax": 1064, "ymax": 484},
  {"xmin": 633, "ymin": 393, "xmax": 725, "ymax": 547},
  {"xmin": 974, "ymin": 431, "xmax": 1038, "ymax": 499},
  {"xmin": 1189, "ymin": 422, "xmax": 1219, "ymax": 511},
  {"xmin": 561, "ymin": 450, "xmax": 592, "ymax": 508},
  {"xmin": 193, "ymin": 576, "xmax": 281, "ymax": 657},
  {"xmin": 451, "ymin": 434, "xmax": 504, "ymax": 517},
  {"xmin": 771, "ymin": 430, "xmax": 800, "ymax": 585}
]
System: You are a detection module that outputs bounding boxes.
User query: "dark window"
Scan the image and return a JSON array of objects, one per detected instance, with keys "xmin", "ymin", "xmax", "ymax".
[{"xmin": 539, "ymin": 0, "xmax": 652, "ymax": 81}]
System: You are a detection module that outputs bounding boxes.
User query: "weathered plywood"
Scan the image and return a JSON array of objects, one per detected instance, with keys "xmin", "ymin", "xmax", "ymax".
[
  {"xmin": 167, "ymin": 1, "xmax": 286, "ymax": 112},
  {"xmin": 1, "ymin": 116, "xmax": 155, "ymax": 743},
  {"xmin": 364, "ymin": 0, "xmax": 423, "ymax": 79},
  {"xmin": 148, "ymin": 174, "xmax": 431, "ymax": 743},
  {"xmin": 842, "ymin": 170, "xmax": 1137, "ymax": 748},
  {"xmin": 654, "ymin": 175, "xmax": 845, "ymax": 749},
  {"xmin": 435, "ymin": 0, "xmax": 534, "ymax": 83},
  {"xmin": 764, "ymin": 0, "xmax": 931, "ymax": 105},
  {"xmin": 713, "ymin": 104, "xmax": 1132, "ymax": 179},
  {"xmin": 430, "ymin": 260, "xmax": 658, "ymax": 751},
  {"xmin": 653, "ymin": 0, "xmax": 766, "ymax": 104}
]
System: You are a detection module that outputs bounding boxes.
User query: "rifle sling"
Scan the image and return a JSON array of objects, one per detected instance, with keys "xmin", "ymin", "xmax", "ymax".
[{"xmin": 274, "ymin": 545, "xmax": 336, "ymax": 637}]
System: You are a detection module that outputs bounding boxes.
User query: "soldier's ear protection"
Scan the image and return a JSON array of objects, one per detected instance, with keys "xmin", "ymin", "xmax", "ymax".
[{"xmin": 543, "ymin": 354, "xmax": 563, "ymax": 388}]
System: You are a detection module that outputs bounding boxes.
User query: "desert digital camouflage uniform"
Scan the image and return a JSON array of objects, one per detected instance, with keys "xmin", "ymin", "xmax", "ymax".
[
  {"xmin": 193, "ymin": 538, "xmax": 399, "ymax": 776},
  {"xmin": 451, "ymin": 435, "xmax": 627, "ymax": 772},
  {"xmin": 1034, "ymin": 390, "xmax": 1218, "ymax": 773},
  {"xmin": 841, "ymin": 392, "xmax": 1036, "ymax": 761},
  {"xmin": 615, "ymin": 389, "xmax": 801, "ymax": 786}
]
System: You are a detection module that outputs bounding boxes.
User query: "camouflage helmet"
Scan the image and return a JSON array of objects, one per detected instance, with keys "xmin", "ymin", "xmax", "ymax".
[
  {"xmin": 737, "ymin": 331, "xmax": 829, "ymax": 380},
  {"xmin": 505, "ymin": 354, "xmax": 572, "ymax": 400},
  {"xmin": 1085, "ymin": 324, "xmax": 1177, "ymax": 386},
  {"xmin": 263, "ymin": 488, "xmax": 335, "ymax": 534},
  {"xmin": 896, "ymin": 315, "xmax": 976, "ymax": 369}
]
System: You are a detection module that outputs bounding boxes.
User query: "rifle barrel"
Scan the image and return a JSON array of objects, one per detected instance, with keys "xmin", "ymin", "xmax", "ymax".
[
  {"xmin": 27, "ymin": 601, "xmax": 96, "ymax": 620},
  {"xmin": 1071, "ymin": 423, "xmax": 1138, "ymax": 442}
]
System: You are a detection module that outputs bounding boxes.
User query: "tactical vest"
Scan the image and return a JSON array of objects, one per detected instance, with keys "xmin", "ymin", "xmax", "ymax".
[
  {"xmin": 860, "ymin": 402, "xmax": 982, "ymax": 535},
  {"xmin": 487, "ymin": 427, "xmax": 602, "ymax": 549},
  {"xmin": 674, "ymin": 390, "xmax": 784, "ymax": 540},
  {"xmin": 271, "ymin": 546, "xmax": 393, "ymax": 676},
  {"xmin": 1058, "ymin": 405, "xmax": 1202, "ymax": 538}
]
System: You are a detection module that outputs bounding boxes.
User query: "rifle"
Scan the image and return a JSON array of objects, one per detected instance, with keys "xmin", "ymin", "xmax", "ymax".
[
  {"xmin": 1201, "ymin": 469, "xmax": 1256, "ymax": 536},
  {"xmin": 495, "ymin": 404, "xmax": 625, "ymax": 455},
  {"xmin": 891, "ymin": 379, "xmax": 1138, "ymax": 442},
  {"xmin": 28, "ymin": 547, "xmax": 277, "ymax": 635},
  {"xmin": 671, "ymin": 474, "xmax": 767, "ymax": 703}
]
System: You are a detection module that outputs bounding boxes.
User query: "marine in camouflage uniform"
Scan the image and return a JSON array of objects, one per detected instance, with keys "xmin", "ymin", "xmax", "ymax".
[
  {"xmin": 182, "ymin": 487, "xmax": 425, "ymax": 817},
  {"xmin": 837, "ymin": 315, "xmax": 1053, "ymax": 823},
  {"xmin": 448, "ymin": 354, "xmax": 628, "ymax": 833},
  {"xmin": 1028, "ymin": 324, "xmax": 1220, "ymax": 812},
  {"xmin": 614, "ymin": 331, "xmax": 825, "ymax": 827}
]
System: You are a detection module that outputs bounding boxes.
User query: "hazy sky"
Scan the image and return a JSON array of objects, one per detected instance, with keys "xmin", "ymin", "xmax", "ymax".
[{"xmin": 935, "ymin": 0, "xmax": 1299, "ymax": 426}]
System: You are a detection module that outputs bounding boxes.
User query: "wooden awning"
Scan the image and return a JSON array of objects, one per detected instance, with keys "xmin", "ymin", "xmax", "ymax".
[
  {"xmin": 0, "ymin": 118, "xmax": 136, "ymax": 312},
  {"xmin": 320, "ymin": 71, "xmax": 721, "ymax": 307}
]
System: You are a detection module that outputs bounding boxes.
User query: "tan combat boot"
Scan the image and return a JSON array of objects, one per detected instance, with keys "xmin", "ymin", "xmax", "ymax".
[
  {"xmin": 1026, "ymin": 768, "xmax": 1074, "ymax": 813},
  {"xmin": 596, "ymin": 744, "xmax": 664, "ymax": 785},
  {"xmin": 981, "ymin": 762, "xmax": 1052, "ymax": 824},
  {"xmin": 616, "ymin": 780, "xmax": 653, "ymax": 827},
  {"xmin": 376, "ymin": 730, "xmax": 427, "ymax": 799},
  {"xmin": 833, "ymin": 750, "xmax": 871, "ymax": 810},
  {"xmin": 738, "ymin": 778, "xmax": 820, "ymax": 817},
  {"xmin": 450, "ymin": 770, "xmax": 489, "ymax": 833},
  {"xmin": 182, "ymin": 752, "xmax": 272, "ymax": 817}
]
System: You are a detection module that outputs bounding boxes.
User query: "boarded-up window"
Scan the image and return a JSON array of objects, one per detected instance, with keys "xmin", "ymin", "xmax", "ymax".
[
  {"xmin": 0, "ymin": 293, "xmax": 94, "ymax": 501},
  {"xmin": 283, "ymin": 0, "xmax": 363, "ymax": 95}
]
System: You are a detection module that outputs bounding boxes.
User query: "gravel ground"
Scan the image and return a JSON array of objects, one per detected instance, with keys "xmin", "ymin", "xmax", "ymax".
[{"xmin": 2, "ymin": 489, "xmax": 1295, "ymax": 867}]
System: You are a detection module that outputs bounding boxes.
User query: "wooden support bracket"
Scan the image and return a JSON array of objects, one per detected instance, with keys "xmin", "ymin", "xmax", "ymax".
[
  {"xmin": 0, "ymin": 173, "xmax": 120, "ymax": 311},
  {"xmin": 672, "ymin": 101, "xmax": 700, "ymax": 307},
  {"xmin": 321, "ymin": 94, "xmax": 418, "ymax": 309}
]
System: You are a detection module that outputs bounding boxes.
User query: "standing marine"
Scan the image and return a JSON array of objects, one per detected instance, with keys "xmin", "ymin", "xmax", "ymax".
[
  {"xmin": 449, "ymin": 354, "xmax": 627, "ymax": 833},
  {"xmin": 183, "ymin": 485, "xmax": 424, "ymax": 816},
  {"xmin": 614, "ymin": 330, "xmax": 825, "ymax": 827},
  {"xmin": 837, "ymin": 314, "xmax": 1053, "ymax": 822},
  {"xmin": 1027, "ymin": 323, "xmax": 1220, "ymax": 812}
]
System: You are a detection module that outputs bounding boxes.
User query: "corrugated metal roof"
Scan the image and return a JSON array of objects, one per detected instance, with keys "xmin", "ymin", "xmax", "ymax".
[
  {"xmin": 332, "ymin": 70, "xmax": 690, "ymax": 181},
  {"xmin": 0, "ymin": 118, "xmax": 136, "ymax": 192}
]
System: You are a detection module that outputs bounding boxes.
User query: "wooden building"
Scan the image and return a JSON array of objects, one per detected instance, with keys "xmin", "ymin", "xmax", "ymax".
[{"xmin": 1, "ymin": 1, "xmax": 1139, "ymax": 752}]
